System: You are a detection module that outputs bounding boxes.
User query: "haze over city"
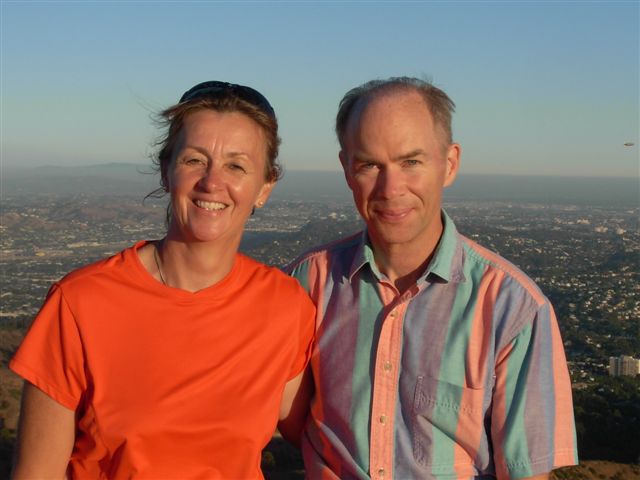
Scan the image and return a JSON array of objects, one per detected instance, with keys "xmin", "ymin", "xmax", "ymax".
[{"xmin": 1, "ymin": 1, "xmax": 638, "ymax": 179}]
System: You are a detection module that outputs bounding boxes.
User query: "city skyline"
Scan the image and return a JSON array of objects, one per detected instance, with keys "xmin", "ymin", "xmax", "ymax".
[{"xmin": 1, "ymin": 1, "xmax": 638, "ymax": 178}]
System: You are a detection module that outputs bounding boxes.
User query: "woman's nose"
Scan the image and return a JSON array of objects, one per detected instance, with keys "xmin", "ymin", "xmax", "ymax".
[{"xmin": 199, "ymin": 164, "xmax": 223, "ymax": 191}]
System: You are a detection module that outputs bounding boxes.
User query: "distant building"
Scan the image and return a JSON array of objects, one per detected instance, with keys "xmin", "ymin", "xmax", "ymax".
[{"xmin": 608, "ymin": 355, "xmax": 640, "ymax": 377}]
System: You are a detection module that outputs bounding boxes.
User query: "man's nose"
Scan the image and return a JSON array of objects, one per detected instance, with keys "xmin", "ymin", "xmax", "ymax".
[{"xmin": 375, "ymin": 167, "xmax": 403, "ymax": 199}]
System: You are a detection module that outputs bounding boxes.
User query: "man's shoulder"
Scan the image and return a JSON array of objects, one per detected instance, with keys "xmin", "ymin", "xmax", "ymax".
[
  {"xmin": 458, "ymin": 233, "xmax": 548, "ymax": 307},
  {"xmin": 285, "ymin": 231, "xmax": 363, "ymax": 273}
]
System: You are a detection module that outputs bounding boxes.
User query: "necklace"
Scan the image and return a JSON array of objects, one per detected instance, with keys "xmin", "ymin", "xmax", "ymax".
[{"xmin": 153, "ymin": 242, "xmax": 167, "ymax": 285}]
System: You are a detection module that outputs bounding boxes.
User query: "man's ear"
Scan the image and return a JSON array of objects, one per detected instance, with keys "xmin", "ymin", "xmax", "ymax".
[
  {"xmin": 339, "ymin": 150, "xmax": 354, "ymax": 191},
  {"xmin": 443, "ymin": 143, "xmax": 461, "ymax": 188}
]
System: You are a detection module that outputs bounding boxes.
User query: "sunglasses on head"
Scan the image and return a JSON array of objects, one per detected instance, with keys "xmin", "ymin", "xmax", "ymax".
[{"xmin": 179, "ymin": 81, "xmax": 276, "ymax": 119}]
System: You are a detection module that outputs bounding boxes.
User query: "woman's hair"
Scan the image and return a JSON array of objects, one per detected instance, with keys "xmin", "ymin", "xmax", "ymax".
[{"xmin": 148, "ymin": 82, "xmax": 282, "ymax": 201}]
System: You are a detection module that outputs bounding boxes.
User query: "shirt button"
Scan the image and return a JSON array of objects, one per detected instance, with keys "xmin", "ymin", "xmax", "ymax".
[
  {"xmin": 389, "ymin": 310, "xmax": 397, "ymax": 318},
  {"xmin": 383, "ymin": 361, "xmax": 392, "ymax": 372},
  {"xmin": 380, "ymin": 415, "xmax": 387, "ymax": 424},
  {"xmin": 377, "ymin": 468, "xmax": 385, "ymax": 477}
]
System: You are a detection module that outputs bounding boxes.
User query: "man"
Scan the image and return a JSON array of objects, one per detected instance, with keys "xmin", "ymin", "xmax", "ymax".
[{"xmin": 286, "ymin": 78, "xmax": 578, "ymax": 479}]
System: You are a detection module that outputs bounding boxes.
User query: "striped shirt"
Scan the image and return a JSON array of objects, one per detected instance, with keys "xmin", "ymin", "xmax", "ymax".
[{"xmin": 287, "ymin": 211, "xmax": 578, "ymax": 480}]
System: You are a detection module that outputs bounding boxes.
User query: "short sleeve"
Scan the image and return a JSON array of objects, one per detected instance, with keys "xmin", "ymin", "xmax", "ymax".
[
  {"xmin": 491, "ymin": 301, "xmax": 578, "ymax": 478},
  {"xmin": 10, "ymin": 283, "xmax": 87, "ymax": 411},
  {"xmin": 286, "ymin": 290, "xmax": 316, "ymax": 380}
]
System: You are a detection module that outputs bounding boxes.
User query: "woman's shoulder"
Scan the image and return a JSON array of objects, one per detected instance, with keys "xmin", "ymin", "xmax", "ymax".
[{"xmin": 57, "ymin": 241, "xmax": 145, "ymax": 291}]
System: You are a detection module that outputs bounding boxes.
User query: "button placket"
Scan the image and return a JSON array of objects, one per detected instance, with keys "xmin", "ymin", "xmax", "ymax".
[{"xmin": 370, "ymin": 299, "xmax": 406, "ymax": 480}]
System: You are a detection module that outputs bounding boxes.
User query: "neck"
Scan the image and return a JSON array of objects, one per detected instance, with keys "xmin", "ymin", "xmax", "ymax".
[
  {"xmin": 371, "ymin": 224, "xmax": 443, "ymax": 294},
  {"xmin": 155, "ymin": 237, "xmax": 238, "ymax": 292}
]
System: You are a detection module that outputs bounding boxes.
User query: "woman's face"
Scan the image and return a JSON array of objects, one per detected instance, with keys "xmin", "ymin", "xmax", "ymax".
[{"xmin": 166, "ymin": 109, "xmax": 274, "ymax": 246}]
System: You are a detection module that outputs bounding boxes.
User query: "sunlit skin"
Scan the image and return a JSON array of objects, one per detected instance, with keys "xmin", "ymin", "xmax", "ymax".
[
  {"xmin": 135, "ymin": 109, "xmax": 274, "ymax": 292},
  {"xmin": 166, "ymin": 109, "xmax": 274, "ymax": 248},
  {"xmin": 339, "ymin": 90, "xmax": 460, "ymax": 291}
]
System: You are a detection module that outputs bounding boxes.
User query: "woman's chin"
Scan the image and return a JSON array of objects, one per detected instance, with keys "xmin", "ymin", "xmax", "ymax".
[{"xmin": 171, "ymin": 226, "xmax": 244, "ymax": 246}]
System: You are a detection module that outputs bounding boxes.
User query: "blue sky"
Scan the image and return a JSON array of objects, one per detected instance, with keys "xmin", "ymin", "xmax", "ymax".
[{"xmin": 1, "ymin": 1, "xmax": 638, "ymax": 177}]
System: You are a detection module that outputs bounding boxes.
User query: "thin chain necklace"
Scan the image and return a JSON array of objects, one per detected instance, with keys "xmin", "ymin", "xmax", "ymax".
[{"xmin": 153, "ymin": 241, "xmax": 167, "ymax": 285}]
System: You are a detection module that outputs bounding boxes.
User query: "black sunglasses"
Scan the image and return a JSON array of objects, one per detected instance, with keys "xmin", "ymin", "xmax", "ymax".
[{"xmin": 179, "ymin": 81, "xmax": 276, "ymax": 119}]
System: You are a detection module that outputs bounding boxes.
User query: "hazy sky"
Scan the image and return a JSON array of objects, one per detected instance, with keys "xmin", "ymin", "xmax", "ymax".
[{"xmin": 1, "ymin": 1, "xmax": 638, "ymax": 177}]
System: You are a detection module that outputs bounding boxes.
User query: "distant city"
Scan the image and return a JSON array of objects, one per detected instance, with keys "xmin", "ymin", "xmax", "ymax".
[
  {"xmin": 2, "ymin": 189, "xmax": 638, "ymax": 381},
  {"xmin": 0, "ymin": 166, "xmax": 639, "ymax": 472}
]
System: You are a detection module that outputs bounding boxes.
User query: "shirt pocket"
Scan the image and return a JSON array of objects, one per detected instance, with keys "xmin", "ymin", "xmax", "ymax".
[{"xmin": 412, "ymin": 374, "xmax": 486, "ymax": 470}]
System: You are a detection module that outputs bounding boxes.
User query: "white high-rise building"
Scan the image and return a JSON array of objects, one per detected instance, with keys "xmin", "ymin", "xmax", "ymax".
[{"xmin": 608, "ymin": 355, "xmax": 640, "ymax": 377}]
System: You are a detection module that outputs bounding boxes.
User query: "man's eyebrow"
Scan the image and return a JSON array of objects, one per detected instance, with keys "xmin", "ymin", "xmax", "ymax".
[
  {"xmin": 394, "ymin": 149, "xmax": 426, "ymax": 161},
  {"xmin": 351, "ymin": 153, "xmax": 377, "ymax": 163},
  {"xmin": 350, "ymin": 149, "xmax": 427, "ymax": 164}
]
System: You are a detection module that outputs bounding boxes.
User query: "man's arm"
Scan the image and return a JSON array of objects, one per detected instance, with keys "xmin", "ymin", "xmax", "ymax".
[
  {"xmin": 491, "ymin": 301, "xmax": 577, "ymax": 480},
  {"xmin": 277, "ymin": 367, "xmax": 314, "ymax": 448},
  {"xmin": 12, "ymin": 382, "xmax": 75, "ymax": 479}
]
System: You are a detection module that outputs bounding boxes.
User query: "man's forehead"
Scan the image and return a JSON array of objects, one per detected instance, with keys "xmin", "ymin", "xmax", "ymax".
[
  {"xmin": 341, "ymin": 90, "xmax": 451, "ymax": 158},
  {"xmin": 348, "ymin": 89, "xmax": 432, "ymax": 125}
]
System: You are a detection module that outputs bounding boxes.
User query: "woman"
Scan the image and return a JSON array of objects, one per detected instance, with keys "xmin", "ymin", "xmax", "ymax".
[{"xmin": 10, "ymin": 81, "xmax": 315, "ymax": 479}]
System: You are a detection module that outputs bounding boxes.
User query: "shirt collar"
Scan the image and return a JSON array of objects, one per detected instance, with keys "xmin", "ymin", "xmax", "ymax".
[
  {"xmin": 348, "ymin": 231, "xmax": 373, "ymax": 281},
  {"xmin": 426, "ymin": 210, "xmax": 465, "ymax": 283},
  {"xmin": 347, "ymin": 209, "xmax": 466, "ymax": 284}
]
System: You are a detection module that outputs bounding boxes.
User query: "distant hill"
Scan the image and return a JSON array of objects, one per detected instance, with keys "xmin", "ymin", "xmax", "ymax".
[
  {"xmin": 447, "ymin": 174, "xmax": 639, "ymax": 207},
  {"xmin": 2, "ymin": 163, "xmax": 159, "ymax": 195},
  {"xmin": 1, "ymin": 164, "xmax": 353, "ymax": 199},
  {"xmin": 2, "ymin": 163, "xmax": 638, "ymax": 206}
]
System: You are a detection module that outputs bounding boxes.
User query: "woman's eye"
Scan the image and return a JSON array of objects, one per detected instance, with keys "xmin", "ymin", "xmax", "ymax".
[
  {"xmin": 229, "ymin": 163, "xmax": 246, "ymax": 173},
  {"xmin": 185, "ymin": 158, "xmax": 205, "ymax": 166}
]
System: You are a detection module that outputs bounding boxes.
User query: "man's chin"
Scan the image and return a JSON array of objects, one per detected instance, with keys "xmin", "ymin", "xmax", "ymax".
[{"xmin": 368, "ymin": 226, "xmax": 413, "ymax": 248}]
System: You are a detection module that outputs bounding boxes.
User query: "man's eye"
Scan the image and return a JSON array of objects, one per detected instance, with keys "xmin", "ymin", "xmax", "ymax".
[
  {"xmin": 359, "ymin": 162, "xmax": 376, "ymax": 170},
  {"xmin": 404, "ymin": 159, "xmax": 420, "ymax": 166}
]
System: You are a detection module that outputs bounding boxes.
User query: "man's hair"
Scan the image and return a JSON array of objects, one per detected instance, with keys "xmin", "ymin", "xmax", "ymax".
[{"xmin": 335, "ymin": 76, "xmax": 456, "ymax": 150}]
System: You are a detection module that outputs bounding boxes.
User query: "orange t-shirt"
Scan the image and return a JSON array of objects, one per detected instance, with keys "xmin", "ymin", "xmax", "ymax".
[{"xmin": 10, "ymin": 241, "xmax": 315, "ymax": 479}]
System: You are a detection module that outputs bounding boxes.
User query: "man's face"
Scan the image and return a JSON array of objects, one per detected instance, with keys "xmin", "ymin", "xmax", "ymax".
[{"xmin": 340, "ymin": 90, "xmax": 460, "ymax": 254}]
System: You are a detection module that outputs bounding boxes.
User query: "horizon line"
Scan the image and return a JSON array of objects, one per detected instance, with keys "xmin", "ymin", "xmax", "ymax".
[{"xmin": 2, "ymin": 162, "xmax": 639, "ymax": 180}]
